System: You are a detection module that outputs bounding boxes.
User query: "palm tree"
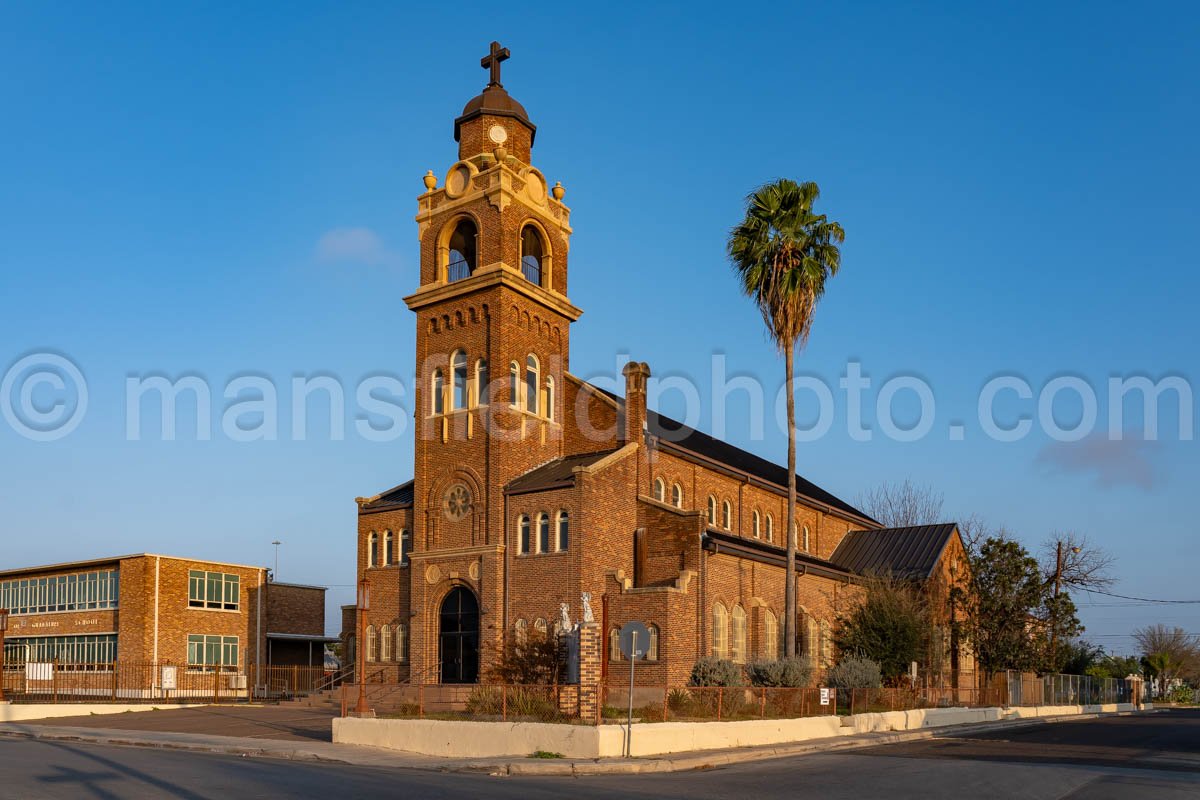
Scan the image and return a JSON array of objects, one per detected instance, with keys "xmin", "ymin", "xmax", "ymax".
[{"xmin": 728, "ymin": 179, "xmax": 844, "ymax": 658}]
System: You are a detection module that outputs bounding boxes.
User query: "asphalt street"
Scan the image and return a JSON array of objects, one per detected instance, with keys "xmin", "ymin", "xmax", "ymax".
[{"xmin": 1, "ymin": 709, "xmax": 1197, "ymax": 799}]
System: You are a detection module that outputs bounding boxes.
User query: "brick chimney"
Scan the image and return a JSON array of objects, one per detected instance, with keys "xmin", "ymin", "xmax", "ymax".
[{"xmin": 621, "ymin": 361, "xmax": 651, "ymax": 446}]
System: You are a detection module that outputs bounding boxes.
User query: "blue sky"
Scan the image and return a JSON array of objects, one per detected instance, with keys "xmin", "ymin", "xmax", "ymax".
[{"xmin": 1, "ymin": 2, "xmax": 1196, "ymax": 647}]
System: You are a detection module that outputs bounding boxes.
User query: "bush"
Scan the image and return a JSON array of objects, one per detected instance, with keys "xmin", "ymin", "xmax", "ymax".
[
  {"xmin": 746, "ymin": 657, "xmax": 814, "ymax": 687},
  {"xmin": 485, "ymin": 628, "xmax": 562, "ymax": 685},
  {"xmin": 826, "ymin": 657, "xmax": 883, "ymax": 690},
  {"xmin": 689, "ymin": 658, "xmax": 744, "ymax": 687}
]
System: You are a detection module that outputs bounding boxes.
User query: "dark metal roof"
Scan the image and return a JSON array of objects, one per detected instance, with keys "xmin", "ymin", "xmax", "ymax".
[
  {"xmin": 828, "ymin": 524, "xmax": 959, "ymax": 579},
  {"xmin": 703, "ymin": 529, "xmax": 856, "ymax": 582},
  {"xmin": 505, "ymin": 449, "xmax": 620, "ymax": 494},
  {"xmin": 454, "ymin": 85, "xmax": 536, "ymax": 143},
  {"xmin": 360, "ymin": 479, "xmax": 414, "ymax": 511},
  {"xmin": 590, "ymin": 381, "xmax": 868, "ymax": 521}
]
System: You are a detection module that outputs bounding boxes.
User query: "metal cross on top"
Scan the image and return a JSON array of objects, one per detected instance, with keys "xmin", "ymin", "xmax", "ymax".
[{"xmin": 481, "ymin": 41, "xmax": 510, "ymax": 87}]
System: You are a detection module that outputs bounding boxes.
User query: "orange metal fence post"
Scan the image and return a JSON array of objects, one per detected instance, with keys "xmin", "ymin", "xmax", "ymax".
[{"xmin": 717, "ymin": 687, "xmax": 723, "ymax": 721}]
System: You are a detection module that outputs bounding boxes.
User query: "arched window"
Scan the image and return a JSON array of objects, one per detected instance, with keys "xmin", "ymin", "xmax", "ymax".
[
  {"xmin": 446, "ymin": 218, "xmax": 477, "ymax": 282},
  {"xmin": 538, "ymin": 513, "xmax": 550, "ymax": 553},
  {"xmin": 545, "ymin": 376, "xmax": 555, "ymax": 421},
  {"xmin": 525, "ymin": 354, "xmax": 540, "ymax": 414},
  {"xmin": 399, "ymin": 529, "xmax": 411, "ymax": 566},
  {"xmin": 518, "ymin": 515, "xmax": 531, "ymax": 554},
  {"xmin": 802, "ymin": 525, "xmax": 811, "ymax": 553},
  {"xmin": 395, "ymin": 624, "xmax": 408, "ymax": 662},
  {"xmin": 520, "ymin": 225, "xmax": 544, "ymax": 285},
  {"xmin": 647, "ymin": 623, "xmax": 660, "ymax": 661},
  {"xmin": 753, "ymin": 510, "xmax": 761, "ymax": 539},
  {"xmin": 451, "ymin": 350, "xmax": 468, "ymax": 410},
  {"xmin": 722, "ymin": 500, "xmax": 732, "ymax": 530},
  {"xmin": 367, "ymin": 532, "xmax": 378, "ymax": 568},
  {"xmin": 731, "ymin": 605, "xmax": 747, "ymax": 663},
  {"xmin": 534, "ymin": 617, "xmax": 549, "ymax": 639},
  {"xmin": 556, "ymin": 511, "xmax": 569, "ymax": 551},
  {"xmin": 707, "ymin": 496, "xmax": 717, "ymax": 526},
  {"xmin": 653, "ymin": 478, "xmax": 665, "ymax": 502},
  {"xmin": 609, "ymin": 627, "xmax": 623, "ymax": 662},
  {"xmin": 432, "ymin": 369, "xmax": 445, "ymax": 415},
  {"xmin": 671, "ymin": 482, "xmax": 683, "ymax": 508},
  {"xmin": 383, "ymin": 531, "xmax": 395, "ymax": 566},
  {"xmin": 475, "ymin": 359, "xmax": 489, "ymax": 406},
  {"xmin": 763, "ymin": 610, "xmax": 778, "ymax": 660},
  {"xmin": 514, "ymin": 618, "xmax": 528, "ymax": 645},
  {"xmin": 380, "ymin": 623, "xmax": 392, "ymax": 662},
  {"xmin": 365, "ymin": 625, "xmax": 377, "ymax": 663},
  {"xmin": 766, "ymin": 514, "xmax": 775, "ymax": 543},
  {"xmin": 509, "ymin": 361, "xmax": 520, "ymax": 408},
  {"xmin": 820, "ymin": 620, "xmax": 833, "ymax": 668},
  {"xmin": 711, "ymin": 603, "xmax": 728, "ymax": 659}
]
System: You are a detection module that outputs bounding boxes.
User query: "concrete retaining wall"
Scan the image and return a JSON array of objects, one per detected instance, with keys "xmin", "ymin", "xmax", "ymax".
[
  {"xmin": 333, "ymin": 703, "xmax": 1141, "ymax": 759},
  {"xmin": 0, "ymin": 703, "xmax": 203, "ymax": 723}
]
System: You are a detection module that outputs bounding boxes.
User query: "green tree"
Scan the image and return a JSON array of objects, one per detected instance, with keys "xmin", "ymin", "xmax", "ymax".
[
  {"xmin": 833, "ymin": 576, "xmax": 931, "ymax": 684},
  {"xmin": 728, "ymin": 179, "xmax": 844, "ymax": 657},
  {"xmin": 957, "ymin": 537, "xmax": 1081, "ymax": 674}
]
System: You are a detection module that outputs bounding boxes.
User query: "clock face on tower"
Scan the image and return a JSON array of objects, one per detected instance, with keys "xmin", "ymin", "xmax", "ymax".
[
  {"xmin": 443, "ymin": 484, "xmax": 472, "ymax": 522},
  {"xmin": 488, "ymin": 124, "xmax": 508, "ymax": 144}
]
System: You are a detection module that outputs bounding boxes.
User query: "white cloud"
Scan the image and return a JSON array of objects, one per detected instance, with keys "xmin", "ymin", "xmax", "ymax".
[
  {"xmin": 314, "ymin": 227, "xmax": 400, "ymax": 268},
  {"xmin": 1035, "ymin": 432, "xmax": 1162, "ymax": 491}
]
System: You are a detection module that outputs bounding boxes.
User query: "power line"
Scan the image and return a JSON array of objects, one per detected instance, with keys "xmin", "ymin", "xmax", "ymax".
[{"xmin": 1078, "ymin": 587, "xmax": 1200, "ymax": 605}]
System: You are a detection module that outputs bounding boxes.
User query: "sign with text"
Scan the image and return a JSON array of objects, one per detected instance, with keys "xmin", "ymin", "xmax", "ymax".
[
  {"xmin": 161, "ymin": 666, "xmax": 177, "ymax": 691},
  {"xmin": 820, "ymin": 687, "xmax": 831, "ymax": 706}
]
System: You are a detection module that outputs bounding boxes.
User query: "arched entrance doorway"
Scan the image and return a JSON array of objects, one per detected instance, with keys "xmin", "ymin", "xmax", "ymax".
[{"xmin": 439, "ymin": 586, "xmax": 479, "ymax": 684}]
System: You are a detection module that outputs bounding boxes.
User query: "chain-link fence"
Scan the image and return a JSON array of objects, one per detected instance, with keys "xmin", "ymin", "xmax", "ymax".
[{"xmin": 1002, "ymin": 671, "xmax": 1139, "ymax": 706}]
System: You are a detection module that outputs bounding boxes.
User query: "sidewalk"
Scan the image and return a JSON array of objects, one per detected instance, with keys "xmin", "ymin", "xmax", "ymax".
[{"xmin": 0, "ymin": 709, "xmax": 1152, "ymax": 776}]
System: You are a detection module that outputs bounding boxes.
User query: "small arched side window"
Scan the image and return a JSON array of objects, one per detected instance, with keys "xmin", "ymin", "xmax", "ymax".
[
  {"xmin": 545, "ymin": 376, "xmax": 555, "ymax": 421},
  {"xmin": 538, "ymin": 513, "xmax": 551, "ymax": 553},
  {"xmin": 557, "ymin": 510, "xmax": 569, "ymax": 551},
  {"xmin": 671, "ymin": 483, "xmax": 683, "ymax": 509},
  {"xmin": 763, "ymin": 610, "xmax": 779, "ymax": 660},
  {"xmin": 432, "ymin": 369, "xmax": 445, "ymax": 415},
  {"xmin": 525, "ymin": 354, "xmax": 540, "ymax": 414},
  {"xmin": 514, "ymin": 618, "xmax": 528, "ymax": 645},
  {"xmin": 753, "ymin": 510, "xmax": 761, "ymax": 539},
  {"xmin": 518, "ymin": 515, "xmax": 531, "ymax": 554},
  {"xmin": 446, "ymin": 218, "xmax": 477, "ymax": 282},
  {"xmin": 367, "ymin": 532, "xmax": 378, "ymax": 568},
  {"xmin": 509, "ymin": 362, "xmax": 520, "ymax": 408},
  {"xmin": 731, "ymin": 605, "xmax": 747, "ymax": 664},
  {"xmin": 609, "ymin": 627, "xmax": 623, "ymax": 662},
  {"xmin": 399, "ymin": 529, "xmax": 411, "ymax": 566},
  {"xmin": 395, "ymin": 624, "xmax": 408, "ymax": 662},
  {"xmin": 365, "ymin": 625, "xmax": 377, "ymax": 663},
  {"xmin": 707, "ymin": 496, "xmax": 717, "ymax": 526},
  {"xmin": 534, "ymin": 617, "xmax": 548, "ymax": 638},
  {"xmin": 712, "ymin": 603, "xmax": 728, "ymax": 659},
  {"xmin": 802, "ymin": 525, "xmax": 811, "ymax": 553},
  {"xmin": 766, "ymin": 514, "xmax": 775, "ymax": 543},
  {"xmin": 451, "ymin": 350, "xmax": 468, "ymax": 410},
  {"xmin": 721, "ymin": 500, "xmax": 732, "ymax": 530},
  {"xmin": 384, "ymin": 531, "xmax": 395, "ymax": 566},
  {"xmin": 520, "ymin": 225, "xmax": 544, "ymax": 286},
  {"xmin": 647, "ymin": 623, "xmax": 660, "ymax": 661},
  {"xmin": 380, "ymin": 624, "xmax": 392, "ymax": 662},
  {"xmin": 653, "ymin": 478, "xmax": 665, "ymax": 502}
]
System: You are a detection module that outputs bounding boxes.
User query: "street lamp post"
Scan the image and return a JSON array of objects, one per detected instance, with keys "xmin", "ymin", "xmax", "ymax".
[
  {"xmin": 354, "ymin": 578, "xmax": 371, "ymax": 716},
  {"xmin": 0, "ymin": 608, "xmax": 9, "ymax": 703},
  {"xmin": 271, "ymin": 540, "xmax": 282, "ymax": 579}
]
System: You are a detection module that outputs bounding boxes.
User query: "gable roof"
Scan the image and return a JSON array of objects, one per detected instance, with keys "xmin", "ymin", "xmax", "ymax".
[
  {"xmin": 505, "ymin": 449, "xmax": 620, "ymax": 494},
  {"xmin": 359, "ymin": 479, "xmax": 415, "ymax": 511},
  {"xmin": 829, "ymin": 524, "xmax": 959, "ymax": 579}
]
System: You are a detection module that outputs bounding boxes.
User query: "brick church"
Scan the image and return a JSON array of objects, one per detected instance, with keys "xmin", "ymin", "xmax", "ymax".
[{"xmin": 346, "ymin": 43, "xmax": 972, "ymax": 688}]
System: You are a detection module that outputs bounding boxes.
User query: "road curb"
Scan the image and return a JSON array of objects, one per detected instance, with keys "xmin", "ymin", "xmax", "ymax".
[{"xmin": 0, "ymin": 708, "xmax": 1158, "ymax": 776}]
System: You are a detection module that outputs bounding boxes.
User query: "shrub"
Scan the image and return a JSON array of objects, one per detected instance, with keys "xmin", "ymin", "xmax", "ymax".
[
  {"xmin": 826, "ymin": 657, "xmax": 883, "ymax": 690},
  {"xmin": 689, "ymin": 658, "xmax": 744, "ymax": 687},
  {"xmin": 485, "ymin": 628, "xmax": 562, "ymax": 685},
  {"xmin": 746, "ymin": 657, "xmax": 814, "ymax": 687}
]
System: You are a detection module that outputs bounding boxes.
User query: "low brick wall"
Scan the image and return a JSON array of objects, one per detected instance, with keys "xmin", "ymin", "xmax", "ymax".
[{"xmin": 332, "ymin": 703, "xmax": 1141, "ymax": 759}]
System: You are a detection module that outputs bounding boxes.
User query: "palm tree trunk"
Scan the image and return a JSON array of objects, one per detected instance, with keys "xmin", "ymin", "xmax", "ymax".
[{"xmin": 784, "ymin": 340, "xmax": 798, "ymax": 659}]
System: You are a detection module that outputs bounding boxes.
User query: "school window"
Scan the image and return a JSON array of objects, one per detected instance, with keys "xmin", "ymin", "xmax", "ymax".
[
  {"xmin": 0, "ymin": 570, "xmax": 118, "ymax": 615},
  {"xmin": 187, "ymin": 634, "xmax": 239, "ymax": 672},
  {"xmin": 188, "ymin": 570, "xmax": 240, "ymax": 611}
]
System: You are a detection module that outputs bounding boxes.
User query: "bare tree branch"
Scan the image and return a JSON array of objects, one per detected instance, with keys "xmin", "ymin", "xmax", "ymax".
[
  {"xmin": 857, "ymin": 480, "xmax": 944, "ymax": 528},
  {"xmin": 1041, "ymin": 531, "xmax": 1116, "ymax": 590}
]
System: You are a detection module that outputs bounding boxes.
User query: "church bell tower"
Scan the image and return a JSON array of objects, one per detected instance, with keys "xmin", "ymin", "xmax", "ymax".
[{"xmin": 403, "ymin": 41, "xmax": 581, "ymax": 583}]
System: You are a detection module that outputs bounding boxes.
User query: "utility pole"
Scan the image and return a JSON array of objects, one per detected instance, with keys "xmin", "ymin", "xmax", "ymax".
[{"xmin": 1049, "ymin": 542, "xmax": 1081, "ymax": 669}]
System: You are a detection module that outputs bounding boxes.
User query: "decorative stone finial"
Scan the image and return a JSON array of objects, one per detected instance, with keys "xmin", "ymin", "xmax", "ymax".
[
  {"xmin": 552, "ymin": 181, "xmax": 565, "ymax": 201},
  {"xmin": 423, "ymin": 170, "xmax": 437, "ymax": 191},
  {"xmin": 494, "ymin": 145, "xmax": 508, "ymax": 163}
]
